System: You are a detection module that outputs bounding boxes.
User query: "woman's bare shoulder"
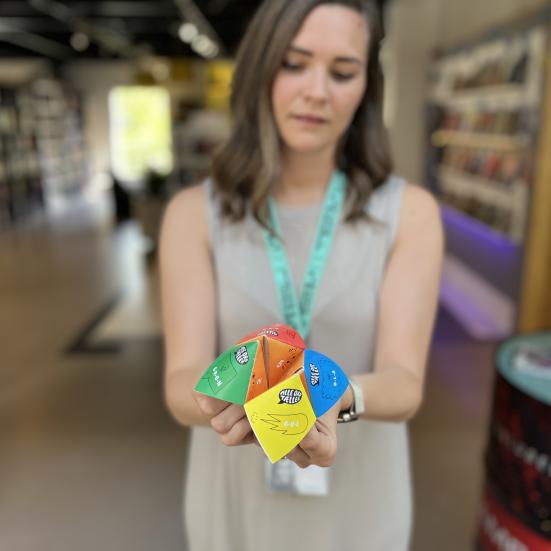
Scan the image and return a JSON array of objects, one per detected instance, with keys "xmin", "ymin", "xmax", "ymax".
[
  {"xmin": 400, "ymin": 182, "xmax": 441, "ymax": 225},
  {"xmin": 165, "ymin": 182, "xmax": 208, "ymax": 220},
  {"xmin": 161, "ymin": 182, "xmax": 210, "ymax": 239},
  {"xmin": 398, "ymin": 182, "xmax": 443, "ymax": 248}
]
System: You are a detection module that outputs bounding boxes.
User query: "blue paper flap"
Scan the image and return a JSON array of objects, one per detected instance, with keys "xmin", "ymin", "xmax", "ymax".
[{"xmin": 304, "ymin": 349, "xmax": 349, "ymax": 417}]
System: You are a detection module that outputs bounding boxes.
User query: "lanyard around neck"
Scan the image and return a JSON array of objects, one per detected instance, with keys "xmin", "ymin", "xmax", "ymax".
[{"xmin": 263, "ymin": 170, "xmax": 347, "ymax": 340}]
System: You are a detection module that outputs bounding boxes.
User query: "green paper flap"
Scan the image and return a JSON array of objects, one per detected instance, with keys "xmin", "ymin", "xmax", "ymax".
[{"xmin": 195, "ymin": 341, "xmax": 258, "ymax": 405}]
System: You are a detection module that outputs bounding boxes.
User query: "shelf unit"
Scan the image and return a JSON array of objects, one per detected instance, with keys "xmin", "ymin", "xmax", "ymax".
[
  {"xmin": 431, "ymin": 130, "xmax": 531, "ymax": 151},
  {"xmin": 0, "ymin": 87, "xmax": 42, "ymax": 228},
  {"xmin": 426, "ymin": 14, "xmax": 550, "ymax": 338},
  {"xmin": 437, "ymin": 166, "xmax": 529, "ymax": 243},
  {"xmin": 31, "ymin": 78, "xmax": 86, "ymax": 199},
  {"xmin": 0, "ymin": 78, "xmax": 87, "ymax": 229}
]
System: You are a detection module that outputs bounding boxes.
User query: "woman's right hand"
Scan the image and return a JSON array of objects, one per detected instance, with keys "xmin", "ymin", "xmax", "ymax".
[{"xmin": 193, "ymin": 392, "xmax": 257, "ymax": 446}]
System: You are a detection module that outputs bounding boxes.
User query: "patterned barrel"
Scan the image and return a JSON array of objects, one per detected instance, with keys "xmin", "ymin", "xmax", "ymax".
[{"xmin": 477, "ymin": 333, "xmax": 551, "ymax": 550}]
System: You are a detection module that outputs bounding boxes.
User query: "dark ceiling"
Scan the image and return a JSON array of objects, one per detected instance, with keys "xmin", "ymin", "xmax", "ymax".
[{"xmin": 0, "ymin": 0, "xmax": 389, "ymax": 62}]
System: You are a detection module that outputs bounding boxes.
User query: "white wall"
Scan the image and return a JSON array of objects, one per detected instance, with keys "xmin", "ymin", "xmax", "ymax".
[
  {"xmin": 384, "ymin": 0, "xmax": 442, "ymax": 184},
  {"xmin": 63, "ymin": 61, "xmax": 136, "ymax": 183}
]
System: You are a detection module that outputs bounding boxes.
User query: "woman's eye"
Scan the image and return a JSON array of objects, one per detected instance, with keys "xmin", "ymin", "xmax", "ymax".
[
  {"xmin": 332, "ymin": 72, "xmax": 356, "ymax": 82},
  {"xmin": 282, "ymin": 60, "xmax": 303, "ymax": 72}
]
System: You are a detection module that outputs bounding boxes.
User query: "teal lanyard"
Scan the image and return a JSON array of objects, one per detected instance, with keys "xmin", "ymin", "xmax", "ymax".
[{"xmin": 263, "ymin": 170, "xmax": 346, "ymax": 340}]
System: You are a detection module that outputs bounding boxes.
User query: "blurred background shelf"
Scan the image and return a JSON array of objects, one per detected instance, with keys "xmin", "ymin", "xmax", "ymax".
[
  {"xmin": 426, "ymin": 16, "xmax": 550, "ymax": 337},
  {"xmin": 431, "ymin": 130, "xmax": 531, "ymax": 150}
]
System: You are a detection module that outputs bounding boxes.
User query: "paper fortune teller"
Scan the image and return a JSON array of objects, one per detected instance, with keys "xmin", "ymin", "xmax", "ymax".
[{"xmin": 194, "ymin": 324, "xmax": 349, "ymax": 463}]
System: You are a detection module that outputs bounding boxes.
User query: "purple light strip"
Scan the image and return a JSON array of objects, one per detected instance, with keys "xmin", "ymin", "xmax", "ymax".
[{"xmin": 440, "ymin": 204, "xmax": 520, "ymax": 253}]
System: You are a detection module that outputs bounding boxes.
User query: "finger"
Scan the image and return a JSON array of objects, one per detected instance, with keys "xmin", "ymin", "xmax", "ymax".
[
  {"xmin": 299, "ymin": 426, "xmax": 337, "ymax": 468},
  {"xmin": 193, "ymin": 391, "xmax": 228, "ymax": 418},
  {"xmin": 210, "ymin": 404, "xmax": 246, "ymax": 434},
  {"xmin": 241, "ymin": 431, "xmax": 258, "ymax": 445},
  {"xmin": 298, "ymin": 425, "xmax": 322, "ymax": 456},
  {"xmin": 314, "ymin": 402, "xmax": 340, "ymax": 435},
  {"xmin": 286, "ymin": 446, "xmax": 311, "ymax": 469},
  {"xmin": 220, "ymin": 417, "xmax": 254, "ymax": 446}
]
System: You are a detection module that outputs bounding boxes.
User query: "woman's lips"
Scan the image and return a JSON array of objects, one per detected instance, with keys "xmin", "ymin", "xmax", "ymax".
[{"xmin": 291, "ymin": 114, "xmax": 329, "ymax": 125}]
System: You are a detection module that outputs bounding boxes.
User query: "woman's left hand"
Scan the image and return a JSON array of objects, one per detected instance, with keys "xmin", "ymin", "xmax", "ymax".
[
  {"xmin": 286, "ymin": 384, "xmax": 353, "ymax": 468},
  {"xmin": 284, "ymin": 396, "xmax": 341, "ymax": 468}
]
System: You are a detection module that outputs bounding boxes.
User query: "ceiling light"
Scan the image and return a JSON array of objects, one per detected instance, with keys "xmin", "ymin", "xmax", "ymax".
[
  {"xmin": 192, "ymin": 34, "xmax": 215, "ymax": 57},
  {"xmin": 178, "ymin": 22, "xmax": 198, "ymax": 43},
  {"xmin": 70, "ymin": 32, "xmax": 90, "ymax": 51},
  {"xmin": 203, "ymin": 43, "xmax": 219, "ymax": 59}
]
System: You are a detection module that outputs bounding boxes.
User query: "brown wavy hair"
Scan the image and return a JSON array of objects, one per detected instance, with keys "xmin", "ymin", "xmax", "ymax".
[{"xmin": 211, "ymin": 0, "xmax": 393, "ymax": 228}]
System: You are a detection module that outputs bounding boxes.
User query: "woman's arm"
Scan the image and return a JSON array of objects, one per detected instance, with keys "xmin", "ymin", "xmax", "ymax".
[
  {"xmin": 160, "ymin": 184, "xmax": 218, "ymax": 427},
  {"xmin": 287, "ymin": 183, "xmax": 443, "ymax": 468},
  {"xmin": 161, "ymin": 185, "xmax": 271, "ymax": 445},
  {"xmin": 352, "ymin": 182, "xmax": 444, "ymax": 422}
]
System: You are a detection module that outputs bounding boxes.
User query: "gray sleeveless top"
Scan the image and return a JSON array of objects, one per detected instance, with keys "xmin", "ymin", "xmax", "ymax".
[{"xmin": 184, "ymin": 176, "xmax": 412, "ymax": 551}]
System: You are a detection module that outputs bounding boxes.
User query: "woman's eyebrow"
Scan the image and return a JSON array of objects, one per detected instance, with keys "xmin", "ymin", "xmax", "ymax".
[
  {"xmin": 288, "ymin": 45, "xmax": 313, "ymax": 57},
  {"xmin": 334, "ymin": 56, "xmax": 363, "ymax": 65},
  {"xmin": 288, "ymin": 45, "xmax": 363, "ymax": 65}
]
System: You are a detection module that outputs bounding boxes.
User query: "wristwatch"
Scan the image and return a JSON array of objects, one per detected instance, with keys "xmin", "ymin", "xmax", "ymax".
[{"xmin": 337, "ymin": 379, "xmax": 365, "ymax": 423}]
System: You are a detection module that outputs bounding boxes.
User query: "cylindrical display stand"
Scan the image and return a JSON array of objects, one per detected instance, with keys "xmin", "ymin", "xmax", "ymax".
[{"xmin": 477, "ymin": 333, "xmax": 551, "ymax": 550}]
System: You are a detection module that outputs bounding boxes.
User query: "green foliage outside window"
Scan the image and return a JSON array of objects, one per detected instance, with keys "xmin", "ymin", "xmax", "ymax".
[{"xmin": 109, "ymin": 86, "xmax": 173, "ymax": 181}]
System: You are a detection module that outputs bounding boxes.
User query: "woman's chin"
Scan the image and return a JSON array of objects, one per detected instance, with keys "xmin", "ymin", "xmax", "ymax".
[{"xmin": 282, "ymin": 139, "xmax": 335, "ymax": 156}]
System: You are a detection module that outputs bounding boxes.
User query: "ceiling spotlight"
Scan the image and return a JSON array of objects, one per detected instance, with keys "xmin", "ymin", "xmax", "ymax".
[
  {"xmin": 203, "ymin": 43, "xmax": 219, "ymax": 59},
  {"xmin": 70, "ymin": 32, "xmax": 90, "ymax": 52},
  {"xmin": 178, "ymin": 22, "xmax": 198, "ymax": 43},
  {"xmin": 192, "ymin": 34, "xmax": 219, "ymax": 58}
]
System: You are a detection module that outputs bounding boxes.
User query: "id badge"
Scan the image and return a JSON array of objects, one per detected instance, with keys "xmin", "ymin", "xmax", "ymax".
[{"xmin": 265, "ymin": 458, "xmax": 331, "ymax": 496}]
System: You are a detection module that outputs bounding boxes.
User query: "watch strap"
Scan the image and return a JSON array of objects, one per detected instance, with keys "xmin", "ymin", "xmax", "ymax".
[
  {"xmin": 351, "ymin": 379, "xmax": 365, "ymax": 416},
  {"xmin": 337, "ymin": 379, "xmax": 364, "ymax": 423}
]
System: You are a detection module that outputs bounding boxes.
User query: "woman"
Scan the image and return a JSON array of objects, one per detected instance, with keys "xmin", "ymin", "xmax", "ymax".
[{"xmin": 161, "ymin": 0, "xmax": 443, "ymax": 549}]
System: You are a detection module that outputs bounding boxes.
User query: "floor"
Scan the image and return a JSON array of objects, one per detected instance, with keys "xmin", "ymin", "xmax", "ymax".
[{"xmin": 0, "ymin": 191, "xmax": 498, "ymax": 550}]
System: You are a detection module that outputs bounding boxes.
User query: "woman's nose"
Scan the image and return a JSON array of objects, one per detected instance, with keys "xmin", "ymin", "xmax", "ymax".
[{"xmin": 303, "ymin": 68, "xmax": 330, "ymax": 103}]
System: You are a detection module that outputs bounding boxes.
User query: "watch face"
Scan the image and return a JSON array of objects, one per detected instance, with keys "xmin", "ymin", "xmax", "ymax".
[{"xmin": 337, "ymin": 410, "xmax": 359, "ymax": 423}]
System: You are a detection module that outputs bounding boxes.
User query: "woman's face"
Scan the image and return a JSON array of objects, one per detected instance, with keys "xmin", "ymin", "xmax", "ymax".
[{"xmin": 271, "ymin": 4, "xmax": 369, "ymax": 157}]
